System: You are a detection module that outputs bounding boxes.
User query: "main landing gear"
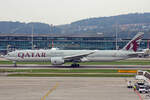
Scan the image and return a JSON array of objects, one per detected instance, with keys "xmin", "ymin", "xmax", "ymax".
[
  {"xmin": 13, "ymin": 61, "xmax": 17, "ymax": 67},
  {"xmin": 71, "ymin": 63, "xmax": 80, "ymax": 67}
]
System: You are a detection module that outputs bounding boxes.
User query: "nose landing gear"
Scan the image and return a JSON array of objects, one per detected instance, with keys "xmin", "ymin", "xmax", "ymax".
[{"xmin": 13, "ymin": 61, "xmax": 17, "ymax": 67}]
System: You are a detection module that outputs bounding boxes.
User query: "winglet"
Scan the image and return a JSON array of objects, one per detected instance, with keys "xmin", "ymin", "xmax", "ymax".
[{"xmin": 122, "ymin": 32, "xmax": 144, "ymax": 52}]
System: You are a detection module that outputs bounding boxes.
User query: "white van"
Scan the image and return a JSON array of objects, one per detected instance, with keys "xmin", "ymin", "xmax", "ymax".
[{"xmin": 138, "ymin": 86, "xmax": 148, "ymax": 93}]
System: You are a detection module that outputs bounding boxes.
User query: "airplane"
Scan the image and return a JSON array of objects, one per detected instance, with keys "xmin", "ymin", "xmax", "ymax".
[{"xmin": 2, "ymin": 32, "xmax": 144, "ymax": 67}]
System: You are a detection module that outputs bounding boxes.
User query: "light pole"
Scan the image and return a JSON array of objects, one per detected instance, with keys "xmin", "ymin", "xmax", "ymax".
[
  {"xmin": 115, "ymin": 23, "xmax": 118, "ymax": 50},
  {"xmin": 31, "ymin": 24, "xmax": 34, "ymax": 50}
]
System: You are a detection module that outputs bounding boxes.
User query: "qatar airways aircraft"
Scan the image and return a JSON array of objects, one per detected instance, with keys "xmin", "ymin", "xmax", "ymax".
[{"xmin": 2, "ymin": 32, "xmax": 144, "ymax": 67}]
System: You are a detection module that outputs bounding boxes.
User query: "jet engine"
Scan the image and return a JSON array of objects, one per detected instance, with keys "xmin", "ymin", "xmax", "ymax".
[{"xmin": 51, "ymin": 57, "xmax": 64, "ymax": 65}]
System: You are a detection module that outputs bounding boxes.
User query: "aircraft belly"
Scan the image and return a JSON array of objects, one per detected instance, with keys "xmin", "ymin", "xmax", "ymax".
[{"xmin": 86, "ymin": 57, "xmax": 124, "ymax": 62}]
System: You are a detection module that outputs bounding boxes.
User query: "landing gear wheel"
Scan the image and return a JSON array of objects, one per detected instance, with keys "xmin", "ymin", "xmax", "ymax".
[
  {"xmin": 71, "ymin": 63, "xmax": 80, "ymax": 67},
  {"xmin": 13, "ymin": 61, "xmax": 17, "ymax": 67}
]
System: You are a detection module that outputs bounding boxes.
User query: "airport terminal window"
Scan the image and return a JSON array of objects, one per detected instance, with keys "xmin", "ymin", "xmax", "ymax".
[
  {"xmin": 0, "ymin": 35, "xmax": 148, "ymax": 53},
  {"xmin": 0, "ymin": 37, "xmax": 7, "ymax": 40},
  {"xmin": 34, "ymin": 37, "xmax": 46, "ymax": 40},
  {"xmin": 57, "ymin": 38, "xmax": 66, "ymax": 40}
]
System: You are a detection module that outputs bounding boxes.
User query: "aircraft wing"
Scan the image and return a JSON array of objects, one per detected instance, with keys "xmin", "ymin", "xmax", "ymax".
[
  {"xmin": 127, "ymin": 52, "xmax": 145, "ymax": 57},
  {"xmin": 64, "ymin": 51, "xmax": 96, "ymax": 61}
]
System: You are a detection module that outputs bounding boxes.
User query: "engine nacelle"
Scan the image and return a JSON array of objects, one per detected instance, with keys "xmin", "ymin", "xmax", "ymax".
[{"xmin": 51, "ymin": 57, "xmax": 64, "ymax": 65}]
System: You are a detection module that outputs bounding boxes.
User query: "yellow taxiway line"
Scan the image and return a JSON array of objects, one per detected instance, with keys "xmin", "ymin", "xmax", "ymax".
[{"xmin": 41, "ymin": 83, "xmax": 59, "ymax": 100}]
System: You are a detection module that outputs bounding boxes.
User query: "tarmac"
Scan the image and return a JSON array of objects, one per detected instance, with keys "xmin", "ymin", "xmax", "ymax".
[
  {"xmin": 1, "ymin": 64, "xmax": 150, "ymax": 69},
  {"xmin": 0, "ymin": 77, "xmax": 140, "ymax": 100}
]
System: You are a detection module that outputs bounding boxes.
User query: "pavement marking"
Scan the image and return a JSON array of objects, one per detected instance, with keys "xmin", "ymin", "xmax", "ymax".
[
  {"xmin": 41, "ymin": 83, "xmax": 59, "ymax": 100},
  {"xmin": 135, "ymin": 89, "xmax": 143, "ymax": 100}
]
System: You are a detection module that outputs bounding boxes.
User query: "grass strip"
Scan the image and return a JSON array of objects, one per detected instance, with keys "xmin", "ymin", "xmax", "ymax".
[
  {"xmin": 0, "ymin": 69, "xmax": 118, "ymax": 73},
  {"xmin": 1, "ymin": 60, "xmax": 150, "ymax": 65},
  {"xmin": 78, "ymin": 60, "xmax": 150, "ymax": 65},
  {"xmin": 0, "ymin": 61, "xmax": 51, "ymax": 64},
  {"xmin": 7, "ymin": 73, "xmax": 134, "ymax": 77}
]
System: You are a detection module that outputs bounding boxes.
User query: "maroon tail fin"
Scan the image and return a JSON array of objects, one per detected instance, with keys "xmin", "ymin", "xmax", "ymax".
[{"xmin": 122, "ymin": 32, "xmax": 144, "ymax": 52}]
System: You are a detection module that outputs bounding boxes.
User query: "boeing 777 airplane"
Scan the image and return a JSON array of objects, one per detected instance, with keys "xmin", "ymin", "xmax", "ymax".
[{"xmin": 2, "ymin": 32, "xmax": 144, "ymax": 67}]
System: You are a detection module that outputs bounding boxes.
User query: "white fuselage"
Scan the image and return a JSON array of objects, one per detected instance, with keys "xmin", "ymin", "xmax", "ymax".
[{"xmin": 4, "ymin": 49, "xmax": 135, "ymax": 62}]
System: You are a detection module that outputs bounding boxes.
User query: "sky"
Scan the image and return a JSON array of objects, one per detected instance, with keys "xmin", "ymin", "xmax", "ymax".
[{"xmin": 0, "ymin": 0, "xmax": 150, "ymax": 25}]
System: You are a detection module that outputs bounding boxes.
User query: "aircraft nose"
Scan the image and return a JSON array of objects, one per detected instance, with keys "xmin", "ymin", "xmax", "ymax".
[{"xmin": 6, "ymin": 53, "xmax": 11, "ymax": 57}]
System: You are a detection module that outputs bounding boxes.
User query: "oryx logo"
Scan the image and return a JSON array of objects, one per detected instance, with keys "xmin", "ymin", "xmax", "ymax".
[{"xmin": 126, "ymin": 36, "xmax": 142, "ymax": 52}]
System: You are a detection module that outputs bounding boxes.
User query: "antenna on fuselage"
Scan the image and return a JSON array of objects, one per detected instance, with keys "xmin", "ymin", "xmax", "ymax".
[{"xmin": 50, "ymin": 40, "xmax": 59, "ymax": 50}]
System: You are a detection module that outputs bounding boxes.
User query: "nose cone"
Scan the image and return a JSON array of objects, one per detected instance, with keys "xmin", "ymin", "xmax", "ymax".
[
  {"xmin": 5, "ymin": 51, "xmax": 14, "ymax": 58},
  {"xmin": 0, "ymin": 54, "xmax": 10, "ymax": 61}
]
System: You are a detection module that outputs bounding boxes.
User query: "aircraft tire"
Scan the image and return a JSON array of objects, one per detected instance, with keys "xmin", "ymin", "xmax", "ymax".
[
  {"xmin": 13, "ymin": 61, "xmax": 17, "ymax": 67},
  {"xmin": 71, "ymin": 64, "xmax": 80, "ymax": 67}
]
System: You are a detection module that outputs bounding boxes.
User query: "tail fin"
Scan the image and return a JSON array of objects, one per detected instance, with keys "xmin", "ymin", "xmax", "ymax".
[{"xmin": 122, "ymin": 32, "xmax": 144, "ymax": 52}]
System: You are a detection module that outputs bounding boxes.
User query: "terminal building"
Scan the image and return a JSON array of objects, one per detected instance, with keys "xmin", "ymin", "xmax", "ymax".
[{"xmin": 0, "ymin": 34, "xmax": 148, "ymax": 54}]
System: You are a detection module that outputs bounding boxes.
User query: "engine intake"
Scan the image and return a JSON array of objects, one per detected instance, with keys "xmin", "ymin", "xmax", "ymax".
[{"xmin": 51, "ymin": 57, "xmax": 64, "ymax": 65}]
